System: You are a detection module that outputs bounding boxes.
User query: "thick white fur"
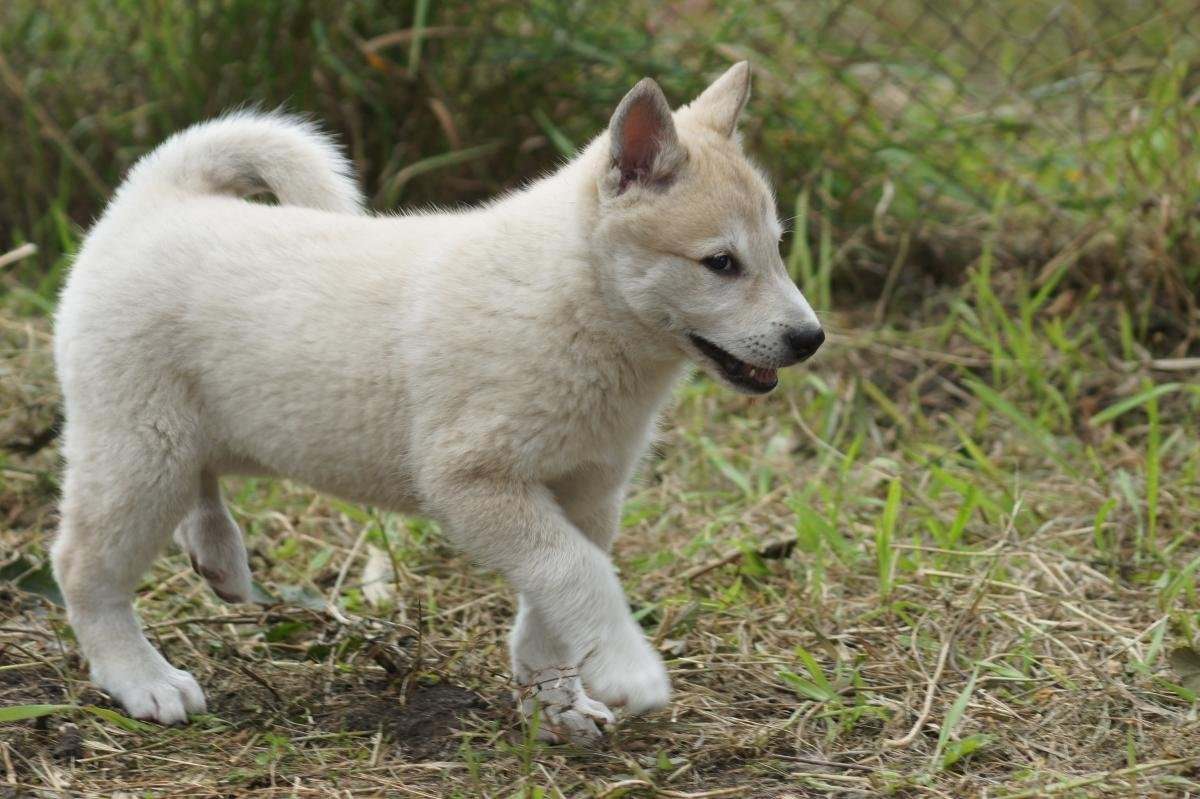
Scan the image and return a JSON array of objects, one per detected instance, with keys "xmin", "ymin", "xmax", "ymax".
[{"xmin": 52, "ymin": 64, "xmax": 821, "ymax": 739}]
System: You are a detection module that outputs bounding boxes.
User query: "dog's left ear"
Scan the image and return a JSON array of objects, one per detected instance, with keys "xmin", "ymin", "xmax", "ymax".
[{"xmin": 684, "ymin": 61, "xmax": 751, "ymax": 138}]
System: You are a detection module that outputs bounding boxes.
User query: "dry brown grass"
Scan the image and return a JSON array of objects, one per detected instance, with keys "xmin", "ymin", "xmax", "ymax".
[
  {"xmin": 3, "ymin": 261, "xmax": 1200, "ymax": 798},
  {"xmin": 3, "ymin": 1, "xmax": 1200, "ymax": 792}
]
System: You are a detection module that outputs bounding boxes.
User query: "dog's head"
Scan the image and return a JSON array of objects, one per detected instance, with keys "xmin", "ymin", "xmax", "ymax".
[{"xmin": 592, "ymin": 63, "xmax": 822, "ymax": 394}]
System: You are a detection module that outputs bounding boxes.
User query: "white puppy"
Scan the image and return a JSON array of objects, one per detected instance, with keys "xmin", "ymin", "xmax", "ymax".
[{"xmin": 51, "ymin": 62, "xmax": 822, "ymax": 743}]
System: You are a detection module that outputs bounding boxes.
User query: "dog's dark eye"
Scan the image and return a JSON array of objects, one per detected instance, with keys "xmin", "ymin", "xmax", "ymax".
[{"xmin": 701, "ymin": 253, "xmax": 739, "ymax": 276}]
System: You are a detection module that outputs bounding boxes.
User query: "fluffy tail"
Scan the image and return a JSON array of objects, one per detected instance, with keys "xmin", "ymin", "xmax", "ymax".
[{"xmin": 117, "ymin": 111, "xmax": 363, "ymax": 214}]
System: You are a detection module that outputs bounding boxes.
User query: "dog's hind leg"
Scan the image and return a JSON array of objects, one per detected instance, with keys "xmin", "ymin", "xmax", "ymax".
[
  {"xmin": 174, "ymin": 471, "xmax": 251, "ymax": 604},
  {"xmin": 52, "ymin": 436, "xmax": 207, "ymax": 724}
]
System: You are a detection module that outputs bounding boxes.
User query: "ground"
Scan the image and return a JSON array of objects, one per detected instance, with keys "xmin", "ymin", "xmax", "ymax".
[
  {"xmin": 2, "ymin": 267, "xmax": 1198, "ymax": 798},
  {"xmin": 3, "ymin": 1, "xmax": 1199, "ymax": 794}
]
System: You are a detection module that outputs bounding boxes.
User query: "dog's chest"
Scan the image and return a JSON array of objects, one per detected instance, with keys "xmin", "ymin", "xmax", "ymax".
[{"xmin": 511, "ymin": 356, "xmax": 682, "ymax": 478}]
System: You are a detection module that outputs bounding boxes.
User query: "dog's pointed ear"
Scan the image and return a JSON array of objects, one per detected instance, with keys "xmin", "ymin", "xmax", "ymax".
[
  {"xmin": 686, "ymin": 61, "xmax": 751, "ymax": 138},
  {"xmin": 607, "ymin": 77, "xmax": 686, "ymax": 194}
]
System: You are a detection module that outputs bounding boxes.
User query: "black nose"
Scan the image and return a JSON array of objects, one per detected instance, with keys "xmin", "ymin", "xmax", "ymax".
[{"xmin": 785, "ymin": 327, "xmax": 825, "ymax": 362}]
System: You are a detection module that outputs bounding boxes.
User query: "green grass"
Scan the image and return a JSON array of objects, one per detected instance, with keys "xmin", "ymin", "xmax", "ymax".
[
  {"xmin": 4, "ymin": 207, "xmax": 1198, "ymax": 793},
  {"xmin": 2, "ymin": 0, "xmax": 1200, "ymax": 796}
]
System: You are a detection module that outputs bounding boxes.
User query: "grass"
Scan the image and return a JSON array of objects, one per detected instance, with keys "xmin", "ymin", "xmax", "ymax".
[
  {"xmin": 2, "ymin": 0, "xmax": 1200, "ymax": 796},
  {"xmin": 3, "ymin": 231, "xmax": 1199, "ymax": 794}
]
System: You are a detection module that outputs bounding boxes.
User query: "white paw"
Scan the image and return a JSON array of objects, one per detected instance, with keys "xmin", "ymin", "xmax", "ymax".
[
  {"xmin": 517, "ymin": 667, "xmax": 615, "ymax": 745},
  {"xmin": 92, "ymin": 659, "xmax": 207, "ymax": 725},
  {"xmin": 581, "ymin": 635, "xmax": 670, "ymax": 714}
]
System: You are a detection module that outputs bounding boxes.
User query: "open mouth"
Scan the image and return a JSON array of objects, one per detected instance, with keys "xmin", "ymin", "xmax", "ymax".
[{"xmin": 688, "ymin": 335, "xmax": 779, "ymax": 393}]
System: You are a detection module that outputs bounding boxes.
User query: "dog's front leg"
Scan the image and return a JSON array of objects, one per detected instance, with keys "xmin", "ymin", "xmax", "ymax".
[
  {"xmin": 509, "ymin": 597, "xmax": 617, "ymax": 742},
  {"xmin": 426, "ymin": 477, "xmax": 669, "ymax": 741},
  {"xmin": 551, "ymin": 466, "xmax": 627, "ymax": 552}
]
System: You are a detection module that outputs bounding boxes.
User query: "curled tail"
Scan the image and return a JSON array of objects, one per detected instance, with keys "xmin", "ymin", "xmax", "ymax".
[{"xmin": 117, "ymin": 111, "xmax": 363, "ymax": 214}]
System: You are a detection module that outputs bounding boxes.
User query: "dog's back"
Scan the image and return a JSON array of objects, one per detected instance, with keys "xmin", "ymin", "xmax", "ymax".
[{"xmin": 55, "ymin": 115, "xmax": 440, "ymax": 508}]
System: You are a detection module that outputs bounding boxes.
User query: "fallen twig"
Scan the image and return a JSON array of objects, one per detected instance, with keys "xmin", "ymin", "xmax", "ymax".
[
  {"xmin": 883, "ymin": 636, "xmax": 951, "ymax": 748},
  {"xmin": 999, "ymin": 758, "xmax": 1192, "ymax": 798},
  {"xmin": 681, "ymin": 535, "xmax": 795, "ymax": 581},
  {"xmin": 0, "ymin": 243, "xmax": 37, "ymax": 270}
]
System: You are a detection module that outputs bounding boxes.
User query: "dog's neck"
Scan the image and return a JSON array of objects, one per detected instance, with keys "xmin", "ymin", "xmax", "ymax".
[{"xmin": 482, "ymin": 141, "xmax": 690, "ymax": 389}]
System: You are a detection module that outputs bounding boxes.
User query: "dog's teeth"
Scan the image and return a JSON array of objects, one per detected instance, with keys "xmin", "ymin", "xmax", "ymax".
[{"xmin": 745, "ymin": 366, "xmax": 776, "ymax": 384}]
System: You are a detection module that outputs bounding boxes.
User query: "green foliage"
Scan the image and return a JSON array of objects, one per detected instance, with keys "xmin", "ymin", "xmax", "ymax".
[
  {"xmin": 875, "ymin": 478, "xmax": 901, "ymax": 601},
  {"xmin": 931, "ymin": 669, "xmax": 979, "ymax": 770},
  {"xmin": 0, "ymin": 703, "xmax": 153, "ymax": 731},
  {"xmin": 780, "ymin": 647, "xmax": 837, "ymax": 703},
  {"xmin": 2, "ymin": 0, "xmax": 1198, "ymax": 321}
]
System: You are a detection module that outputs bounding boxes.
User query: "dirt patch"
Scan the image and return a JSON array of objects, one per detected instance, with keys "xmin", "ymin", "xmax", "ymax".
[
  {"xmin": 339, "ymin": 681, "xmax": 489, "ymax": 759},
  {"xmin": 50, "ymin": 723, "xmax": 84, "ymax": 763}
]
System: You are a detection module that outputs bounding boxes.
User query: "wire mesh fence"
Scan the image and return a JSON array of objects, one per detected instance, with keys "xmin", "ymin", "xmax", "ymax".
[
  {"xmin": 792, "ymin": 1, "xmax": 1198, "ymax": 202},
  {"xmin": 2, "ymin": 1, "xmax": 1197, "ymax": 317},
  {"xmin": 749, "ymin": 0, "xmax": 1199, "ymax": 305}
]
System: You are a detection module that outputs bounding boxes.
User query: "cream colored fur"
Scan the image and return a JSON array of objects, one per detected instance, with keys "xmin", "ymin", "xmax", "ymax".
[{"xmin": 51, "ymin": 63, "xmax": 822, "ymax": 743}]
